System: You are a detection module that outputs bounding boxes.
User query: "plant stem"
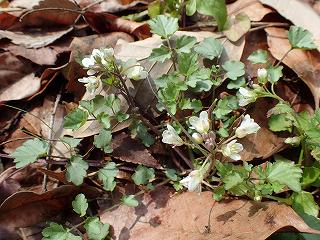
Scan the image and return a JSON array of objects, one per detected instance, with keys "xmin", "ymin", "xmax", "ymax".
[
  {"xmin": 275, "ymin": 47, "xmax": 292, "ymax": 67},
  {"xmin": 166, "ymin": 38, "xmax": 177, "ymax": 71}
]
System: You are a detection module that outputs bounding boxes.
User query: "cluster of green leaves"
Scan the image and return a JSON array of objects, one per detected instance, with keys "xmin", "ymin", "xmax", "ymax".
[
  {"xmin": 213, "ymin": 156, "xmax": 305, "ymax": 202},
  {"xmin": 148, "ymin": 0, "xmax": 227, "ymax": 31},
  {"xmin": 148, "ymin": 15, "xmax": 248, "ymax": 115},
  {"xmin": 43, "ymin": 193, "xmax": 109, "ymax": 240}
]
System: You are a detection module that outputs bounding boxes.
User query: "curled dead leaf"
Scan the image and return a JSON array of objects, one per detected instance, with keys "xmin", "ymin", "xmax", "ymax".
[
  {"xmin": 265, "ymin": 27, "xmax": 320, "ymax": 108},
  {"xmin": 228, "ymin": 0, "xmax": 272, "ymax": 21}
]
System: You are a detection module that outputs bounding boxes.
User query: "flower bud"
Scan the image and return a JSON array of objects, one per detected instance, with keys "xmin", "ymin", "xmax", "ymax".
[{"xmin": 192, "ymin": 132, "xmax": 203, "ymax": 144}]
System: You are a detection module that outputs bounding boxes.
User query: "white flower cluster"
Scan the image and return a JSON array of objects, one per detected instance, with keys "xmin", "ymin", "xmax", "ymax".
[
  {"xmin": 78, "ymin": 48, "xmax": 148, "ymax": 94},
  {"xmin": 221, "ymin": 114, "xmax": 260, "ymax": 161}
]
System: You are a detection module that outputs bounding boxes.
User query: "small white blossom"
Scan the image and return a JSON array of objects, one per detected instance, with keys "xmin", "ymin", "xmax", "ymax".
[
  {"xmin": 238, "ymin": 84, "xmax": 262, "ymax": 106},
  {"xmin": 189, "ymin": 111, "xmax": 210, "ymax": 134},
  {"xmin": 180, "ymin": 169, "xmax": 204, "ymax": 192},
  {"xmin": 121, "ymin": 59, "xmax": 148, "ymax": 80},
  {"xmin": 192, "ymin": 132, "xmax": 203, "ymax": 144},
  {"xmin": 78, "ymin": 76, "xmax": 100, "ymax": 94},
  {"xmin": 235, "ymin": 114, "xmax": 261, "ymax": 138},
  {"xmin": 82, "ymin": 56, "xmax": 95, "ymax": 68},
  {"xmin": 221, "ymin": 140, "xmax": 243, "ymax": 161},
  {"xmin": 257, "ymin": 68, "xmax": 267, "ymax": 82},
  {"xmin": 284, "ymin": 136, "xmax": 301, "ymax": 146},
  {"xmin": 162, "ymin": 125, "xmax": 184, "ymax": 146},
  {"xmin": 92, "ymin": 48, "xmax": 114, "ymax": 66}
]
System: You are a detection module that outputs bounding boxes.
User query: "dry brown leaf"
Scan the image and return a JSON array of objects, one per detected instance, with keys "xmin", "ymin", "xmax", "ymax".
[
  {"xmin": 101, "ymin": 188, "xmax": 319, "ymax": 240},
  {"xmin": 0, "ymin": 27, "xmax": 73, "ymax": 48},
  {"xmin": 260, "ymin": 0, "xmax": 320, "ymax": 51},
  {"xmin": 239, "ymin": 98, "xmax": 286, "ymax": 161},
  {"xmin": 228, "ymin": 0, "xmax": 272, "ymax": 21},
  {"xmin": 111, "ymin": 133, "xmax": 162, "ymax": 169},
  {"xmin": 0, "ymin": 185, "xmax": 100, "ymax": 238},
  {"xmin": 15, "ymin": 0, "xmax": 80, "ymax": 28},
  {"xmin": 0, "ymin": 12, "xmax": 18, "ymax": 30},
  {"xmin": 0, "ymin": 73, "xmax": 41, "ymax": 102},
  {"xmin": 83, "ymin": 11, "xmax": 151, "ymax": 40},
  {"xmin": 265, "ymin": 27, "xmax": 320, "ymax": 108},
  {"xmin": 76, "ymin": 0, "xmax": 147, "ymax": 13}
]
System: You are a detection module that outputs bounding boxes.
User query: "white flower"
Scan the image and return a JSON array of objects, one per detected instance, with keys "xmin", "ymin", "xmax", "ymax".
[
  {"xmin": 192, "ymin": 132, "xmax": 203, "ymax": 143},
  {"xmin": 82, "ymin": 56, "xmax": 95, "ymax": 68},
  {"xmin": 162, "ymin": 124, "xmax": 184, "ymax": 146},
  {"xmin": 180, "ymin": 169, "xmax": 204, "ymax": 192},
  {"xmin": 121, "ymin": 59, "xmax": 148, "ymax": 80},
  {"xmin": 257, "ymin": 68, "xmax": 267, "ymax": 81},
  {"xmin": 235, "ymin": 114, "xmax": 261, "ymax": 138},
  {"xmin": 78, "ymin": 76, "xmax": 100, "ymax": 94},
  {"xmin": 189, "ymin": 111, "xmax": 210, "ymax": 134},
  {"xmin": 221, "ymin": 140, "xmax": 243, "ymax": 161},
  {"xmin": 238, "ymin": 84, "xmax": 263, "ymax": 106},
  {"xmin": 284, "ymin": 136, "xmax": 301, "ymax": 146},
  {"xmin": 92, "ymin": 48, "xmax": 114, "ymax": 66}
]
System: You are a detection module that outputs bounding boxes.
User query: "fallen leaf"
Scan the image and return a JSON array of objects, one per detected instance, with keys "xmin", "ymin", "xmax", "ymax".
[
  {"xmin": 239, "ymin": 98, "xmax": 287, "ymax": 161},
  {"xmin": 228, "ymin": 0, "xmax": 272, "ymax": 21},
  {"xmin": 0, "ymin": 12, "xmax": 18, "ymax": 30},
  {"xmin": 260, "ymin": 0, "xmax": 320, "ymax": 51},
  {"xmin": 83, "ymin": 11, "xmax": 151, "ymax": 40},
  {"xmin": 0, "ymin": 185, "xmax": 100, "ymax": 238},
  {"xmin": 111, "ymin": 133, "xmax": 162, "ymax": 169},
  {"xmin": 265, "ymin": 27, "xmax": 320, "ymax": 108},
  {"xmin": 16, "ymin": 0, "xmax": 80, "ymax": 28},
  {"xmin": 223, "ymin": 13, "xmax": 251, "ymax": 42},
  {"xmin": 0, "ymin": 27, "xmax": 73, "ymax": 48},
  {"xmin": 0, "ymin": 73, "xmax": 41, "ymax": 102},
  {"xmin": 76, "ymin": 0, "xmax": 147, "ymax": 13},
  {"xmin": 100, "ymin": 187, "xmax": 319, "ymax": 240}
]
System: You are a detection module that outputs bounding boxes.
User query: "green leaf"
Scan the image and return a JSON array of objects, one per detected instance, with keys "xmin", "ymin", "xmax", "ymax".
[
  {"xmin": 97, "ymin": 112, "xmax": 111, "ymax": 129},
  {"xmin": 177, "ymin": 52, "xmax": 198, "ymax": 76},
  {"xmin": 227, "ymin": 76, "xmax": 246, "ymax": 89},
  {"xmin": 288, "ymin": 26, "xmax": 317, "ymax": 50},
  {"xmin": 42, "ymin": 223, "xmax": 81, "ymax": 240},
  {"xmin": 64, "ymin": 108, "xmax": 88, "ymax": 130},
  {"xmin": 213, "ymin": 96, "xmax": 239, "ymax": 119},
  {"xmin": 164, "ymin": 168, "xmax": 178, "ymax": 181},
  {"xmin": 301, "ymin": 167, "xmax": 320, "ymax": 188},
  {"xmin": 122, "ymin": 195, "xmax": 139, "ymax": 207},
  {"xmin": 154, "ymin": 73, "xmax": 187, "ymax": 90},
  {"xmin": 186, "ymin": 68, "xmax": 211, "ymax": 88},
  {"xmin": 222, "ymin": 60, "xmax": 245, "ymax": 80},
  {"xmin": 186, "ymin": 0, "xmax": 196, "ymax": 16},
  {"xmin": 267, "ymin": 102, "xmax": 294, "ymax": 117},
  {"xmin": 266, "ymin": 160, "xmax": 302, "ymax": 192},
  {"xmin": 292, "ymin": 191, "xmax": 319, "ymax": 217},
  {"xmin": 268, "ymin": 114, "xmax": 293, "ymax": 132},
  {"xmin": 61, "ymin": 136, "xmax": 82, "ymax": 148},
  {"xmin": 223, "ymin": 172, "xmax": 244, "ymax": 190},
  {"xmin": 267, "ymin": 66, "xmax": 283, "ymax": 84},
  {"xmin": 196, "ymin": 0, "xmax": 227, "ymax": 31},
  {"xmin": 11, "ymin": 138, "xmax": 48, "ymax": 168},
  {"xmin": 213, "ymin": 186, "xmax": 225, "ymax": 201},
  {"xmin": 194, "ymin": 37, "xmax": 223, "ymax": 60},
  {"xmin": 130, "ymin": 120, "xmax": 155, "ymax": 147},
  {"xmin": 176, "ymin": 35, "xmax": 197, "ymax": 53},
  {"xmin": 98, "ymin": 162, "xmax": 118, "ymax": 191},
  {"xmin": 149, "ymin": 45, "xmax": 171, "ymax": 62},
  {"xmin": 223, "ymin": 13, "xmax": 251, "ymax": 42},
  {"xmin": 84, "ymin": 217, "xmax": 109, "ymax": 240},
  {"xmin": 247, "ymin": 49, "xmax": 268, "ymax": 64},
  {"xmin": 148, "ymin": 0, "xmax": 162, "ymax": 18},
  {"xmin": 132, "ymin": 165, "xmax": 155, "ymax": 185},
  {"xmin": 72, "ymin": 193, "xmax": 88, "ymax": 217},
  {"xmin": 93, "ymin": 129, "xmax": 112, "ymax": 153},
  {"xmin": 148, "ymin": 15, "xmax": 179, "ymax": 38},
  {"xmin": 179, "ymin": 98, "xmax": 203, "ymax": 112},
  {"xmin": 66, "ymin": 155, "xmax": 89, "ymax": 186}
]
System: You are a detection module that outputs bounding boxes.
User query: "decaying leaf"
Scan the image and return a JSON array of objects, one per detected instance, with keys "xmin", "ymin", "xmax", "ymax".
[
  {"xmin": 0, "ymin": 28, "xmax": 73, "ymax": 49},
  {"xmin": 100, "ymin": 187, "xmax": 319, "ymax": 240},
  {"xmin": 111, "ymin": 133, "xmax": 162, "ymax": 169},
  {"xmin": 228, "ymin": 0, "xmax": 272, "ymax": 21},
  {"xmin": 260, "ymin": 0, "xmax": 320, "ymax": 51},
  {"xmin": 265, "ymin": 27, "xmax": 320, "ymax": 108},
  {"xmin": 0, "ymin": 185, "xmax": 100, "ymax": 239},
  {"xmin": 76, "ymin": 0, "xmax": 147, "ymax": 13}
]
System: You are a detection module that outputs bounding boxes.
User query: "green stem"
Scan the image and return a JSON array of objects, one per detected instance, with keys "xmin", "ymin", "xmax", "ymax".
[{"xmin": 166, "ymin": 38, "xmax": 177, "ymax": 71}]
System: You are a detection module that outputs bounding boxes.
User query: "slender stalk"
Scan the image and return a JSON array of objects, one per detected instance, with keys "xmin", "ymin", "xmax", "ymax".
[{"xmin": 275, "ymin": 47, "xmax": 292, "ymax": 67}]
